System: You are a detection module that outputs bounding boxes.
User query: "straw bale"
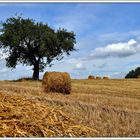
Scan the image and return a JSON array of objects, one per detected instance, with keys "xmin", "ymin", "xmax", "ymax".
[
  {"xmin": 103, "ymin": 76, "xmax": 109, "ymax": 79},
  {"xmin": 42, "ymin": 72, "xmax": 71, "ymax": 94},
  {"xmin": 96, "ymin": 76, "xmax": 102, "ymax": 79},
  {"xmin": 88, "ymin": 75, "xmax": 95, "ymax": 79}
]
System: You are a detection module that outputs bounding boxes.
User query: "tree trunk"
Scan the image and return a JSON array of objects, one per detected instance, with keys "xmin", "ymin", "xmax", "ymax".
[{"xmin": 32, "ymin": 64, "xmax": 39, "ymax": 80}]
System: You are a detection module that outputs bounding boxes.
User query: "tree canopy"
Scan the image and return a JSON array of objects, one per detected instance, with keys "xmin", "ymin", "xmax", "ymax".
[
  {"xmin": 0, "ymin": 16, "xmax": 76, "ymax": 80},
  {"xmin": 125, "ymin": 67, "xmax": 140, "ymax": 78}
]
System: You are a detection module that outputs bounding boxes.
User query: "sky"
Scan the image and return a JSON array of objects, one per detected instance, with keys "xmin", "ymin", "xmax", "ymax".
[{"xmin": 0, "ymin": 3, "xmax": 140, "ymax": 80}]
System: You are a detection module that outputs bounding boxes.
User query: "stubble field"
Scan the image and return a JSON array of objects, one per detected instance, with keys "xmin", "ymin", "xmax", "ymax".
[{"xmin": 0, "ymin": 79, "xmax": 140, "ymax": 137}]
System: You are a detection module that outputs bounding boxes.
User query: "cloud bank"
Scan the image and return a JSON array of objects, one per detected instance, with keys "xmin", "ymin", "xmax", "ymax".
[
  {"xmin": 88, "ymin": 39, "xmax": 140, "ymax": 59},
  {"xmin": 93, "ymin": 63, "xmax": 107, "ymax": 69}
]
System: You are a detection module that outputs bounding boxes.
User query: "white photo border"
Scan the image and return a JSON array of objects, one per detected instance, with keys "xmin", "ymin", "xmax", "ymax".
[{"xmin": 0, "ymin": 1, "xmax": 140, "ymax": 140}]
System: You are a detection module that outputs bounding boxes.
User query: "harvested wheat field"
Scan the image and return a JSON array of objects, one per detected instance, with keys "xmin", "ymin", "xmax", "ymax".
[
  {"xmin": 0, "ymin": 79, "xmax": 140, "ymax": 137},
  {"xmin": 0, "ymin": 91, "xmax": 97, "ymax": 137}
]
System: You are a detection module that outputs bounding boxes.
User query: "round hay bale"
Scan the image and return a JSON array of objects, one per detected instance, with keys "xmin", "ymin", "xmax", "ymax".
[
  {"xmin": 88, "ymin": 75, "xmax": 95, "ymax": 79},
  {"xmin": 103, "ymin": 76, "xmax": 109, "ymax": 79},
  {"xmin": 96, "ymin": 76, "xmax": 102, "ymax": 79},
  {"xmin": 42, "ymin": 72, "xmax": 71, "ymax": 94}
]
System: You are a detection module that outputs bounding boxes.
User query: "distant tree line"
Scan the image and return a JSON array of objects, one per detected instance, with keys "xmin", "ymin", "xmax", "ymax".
[{"xmin": 125, "ymin": 67, "xmax": 140, "ymax": 78}]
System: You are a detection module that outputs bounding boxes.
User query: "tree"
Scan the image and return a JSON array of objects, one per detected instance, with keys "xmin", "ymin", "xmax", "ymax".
[
  {"xmin": 0, "ymin": 16, "xmax": 76, "ymax": 80},
  {"xmin": 125, "ymin": 67, "xmax": 140, "ymax": 78}
]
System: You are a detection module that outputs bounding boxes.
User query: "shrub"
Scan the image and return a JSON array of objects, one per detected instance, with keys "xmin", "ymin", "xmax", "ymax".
[{"xmin": 125, "ymin": 67, "xmax": 140, "ymax": 78}]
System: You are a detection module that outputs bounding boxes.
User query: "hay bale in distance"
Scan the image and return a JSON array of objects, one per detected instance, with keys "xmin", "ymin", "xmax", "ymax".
[
  {"xmin": 88, "ymin": 75, "xmax": 95, "ymax": 79},
  {"xmin": 42, "ymin": 72, "xmax": 71, "ymax": 94},
  {"xmin": 96, "ymin": 76, "xmax": 102, "ymax": 79},
  {"xmin": 103, "ymin": 76, "xmax": 109, "ymax": 79}
]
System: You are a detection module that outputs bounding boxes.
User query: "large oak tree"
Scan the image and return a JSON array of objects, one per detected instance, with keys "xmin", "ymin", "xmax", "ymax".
[{"xmin": 0, "ymin": 16, "xmax": 76, "ymax": 80}]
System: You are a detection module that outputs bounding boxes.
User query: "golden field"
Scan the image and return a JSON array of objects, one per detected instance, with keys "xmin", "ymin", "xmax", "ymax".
[{"xmin": 0, "ymin": 79, "xmax": 140, "ymax": 137}]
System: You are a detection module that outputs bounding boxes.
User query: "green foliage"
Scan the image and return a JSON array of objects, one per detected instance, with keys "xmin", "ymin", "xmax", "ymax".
[
  {"xmin": 0, "ymin": 15, "xmax": 76, "ymax": 79},
  {"xmin": 125, "ymin": 67, "xmax": 140, "ymax": 78}
]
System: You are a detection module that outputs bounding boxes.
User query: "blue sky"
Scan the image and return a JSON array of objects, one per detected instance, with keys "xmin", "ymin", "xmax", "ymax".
[{"xmin": 0, "ymin": 3, "xmax": 140, "ymax": 79}]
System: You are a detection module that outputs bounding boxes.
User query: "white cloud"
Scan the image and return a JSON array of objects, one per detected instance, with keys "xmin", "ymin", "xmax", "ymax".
[
  {"xmin": 0, "ymin": 49, "xmax": 9, "ymax": 60},
  {"xmin": 88, "ymin": 39, "xmax": 140, "ymax": 59},
  {"xmin": 74, "ymin": 62, "xmax": 86, "ymax": 70},
  {"xmin": 93, "ymin": 62, "xmax": 107, "ymax": 69},
  {"xmin": 0, "ymin": 68, "xmax": 8, "ymax": 73},
  {"xmin": 99, "ymin": 30, "xmax": 140, "ymax": 42},
  {"xmin": 110, "ymin": 72, "xmax": 127, "ymax": 79}
]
